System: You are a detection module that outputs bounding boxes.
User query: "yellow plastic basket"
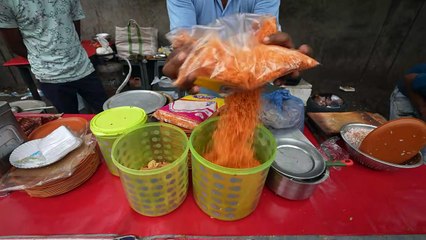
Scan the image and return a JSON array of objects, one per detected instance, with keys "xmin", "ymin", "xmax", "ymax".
[
  {"xmin": 111, "ymin": 123, "xmax": 189, "ymax": 216},
  {"xmin": 190, "ymin": 117, "xmax": 276, "ymax": 221}
]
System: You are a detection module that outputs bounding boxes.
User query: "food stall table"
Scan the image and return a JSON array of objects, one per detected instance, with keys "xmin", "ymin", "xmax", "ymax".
[
  {"xmin": 0, "ymin": 114, "xmax": 425, "ymax": 238},
  {"xmin": 2, "ymin": 41, "xmax": 97, "ymax": 100}
]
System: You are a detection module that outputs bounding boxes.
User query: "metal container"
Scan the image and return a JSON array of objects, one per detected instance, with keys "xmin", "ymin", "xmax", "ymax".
[
  {"xmin": 0, "ymin": 102, "xmax": 26, "ymax": 177},
  {"xmin": 96, "ymin": 60, "xmax": 124, "ymax": 97},
  {"xmin": 266, "ymin": 128, "xmax": 329, "ymax": 200},
  {"xmin": 272, "ymin": 138, "xmax": 325, "ymax": 180},
  {"xmin": 103, "ymin": 90, "xmax": 167, "ymax": 114},
  {"xmin": 267, "ymin": 168, "xmax": 329, "ymax": 200},
  {"xmin": 340, "ymin": 123, "xmax": 423, "ymax": 171}
]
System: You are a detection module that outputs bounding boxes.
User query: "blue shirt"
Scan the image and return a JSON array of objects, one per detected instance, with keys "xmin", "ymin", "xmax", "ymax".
[
  {"xmin": 397, "ymin": 63, "xmax": 426, "ymax": 97},
  {"xmin": 0, "ymin": 0, "xmax": 94, "ymax": 83},
  {"xmin": 167, "ymin": 0, "xmax": 280, "ymax": 31}
]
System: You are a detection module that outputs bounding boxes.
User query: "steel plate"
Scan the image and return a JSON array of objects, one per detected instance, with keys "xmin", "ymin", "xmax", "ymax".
[
  {"xmin": 340, "ymin": 123, "xmax": 423, "ymax": 170},
  {"xmin": 103, "ymin": 90, "xmax": 166, "ymax": 114},
  {"xmin": 272, "ymin": 138, "xmax": 326, "ymax": 180}
]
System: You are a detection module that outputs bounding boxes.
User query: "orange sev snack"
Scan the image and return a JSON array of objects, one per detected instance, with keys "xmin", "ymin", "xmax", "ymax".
[{"xmin": 170, "ymin": 14, "xmax": 319, "ymax": 168}]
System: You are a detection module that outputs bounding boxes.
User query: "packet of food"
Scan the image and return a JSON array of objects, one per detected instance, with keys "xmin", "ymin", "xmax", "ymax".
[
  {"xmin": 153, "ymin": 99, "xmax": 217, "ymax": 130},
  {"xmin": 194, "ymin": 77, "xmax": 239, "ymax": 96},
  {"xmin": 180, "ymin": 94, "xmax": 225, "ymax": 109},
  {"xmin": 167, "ymin": 13, "xmax": 319, "ymax": 91}
]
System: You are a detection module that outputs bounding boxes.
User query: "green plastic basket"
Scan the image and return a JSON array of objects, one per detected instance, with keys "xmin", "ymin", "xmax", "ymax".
[
  {"xmin": 190, "ymin": 117, "xmax": 277, "ymax": 221},
  {"xmin": 111, "ymin": 123, "xmax": 189, "ymax": 216},
  {"xmin": 90, "ymin": 106, "xmax": 147, "ymax": 176}
]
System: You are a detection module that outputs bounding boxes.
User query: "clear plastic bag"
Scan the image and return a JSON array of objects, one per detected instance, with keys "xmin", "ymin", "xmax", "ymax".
[
  {"xmin": 167, "ymin": 13, "xmax": 319, "ymax": 91},
  {"xmin": 0, "ymin": 134, "xmax": 96, "ymax": 193},
  {"xmin": 318, "ymin": 136, "xmax": 350, "ymax": 162},
  {"xmin": 260, "ymin": 89, "xmax": 305, "ymax": 130},
  {"xmin": 95, "ymin": 35, "xmax": 113, "ymax": 56}
]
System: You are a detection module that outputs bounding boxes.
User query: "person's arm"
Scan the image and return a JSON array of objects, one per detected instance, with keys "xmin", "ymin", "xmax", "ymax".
[
  {"xmin": 0, "ymin": 28, "xmax": 27, "ymax": 57},
  {"xmin": 163, "ymin": 0, "xmax": 198, "ymax": 91},
  {"xmin": 166, "ymin": 0, "xmax": 197, "ymax": 31},
  {"xmin": 404, "ymin": 73, "xmax": 426, "ymax": 120}
]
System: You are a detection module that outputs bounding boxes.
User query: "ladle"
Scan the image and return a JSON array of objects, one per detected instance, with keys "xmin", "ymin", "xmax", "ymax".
[{"xmin": 11, "ymin": 106, "xmax": 55, "ymax": 113}]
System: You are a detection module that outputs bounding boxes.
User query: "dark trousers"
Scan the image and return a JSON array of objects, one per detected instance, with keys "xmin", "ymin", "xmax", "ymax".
[{"xmin": 39, "ymin": 72, "xmax": 108, "ymax": 114}]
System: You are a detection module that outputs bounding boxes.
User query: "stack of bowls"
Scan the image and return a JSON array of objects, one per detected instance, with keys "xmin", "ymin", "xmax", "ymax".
[{"xmin": 266, "ymin": 137, "xmax": 329, "ymax": 200}]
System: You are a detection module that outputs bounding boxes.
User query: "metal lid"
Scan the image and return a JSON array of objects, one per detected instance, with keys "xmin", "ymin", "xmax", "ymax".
[
  {"xmin": 272, "ymin": 138, "xmax": 326, "ymax": 180},
  {"xmin": 103, "ymin": 90, "xmax": 166, "ymax": 114},
  {"xmin": 90, "ymin": 106, "xmax": 147, "ymax": 137}
]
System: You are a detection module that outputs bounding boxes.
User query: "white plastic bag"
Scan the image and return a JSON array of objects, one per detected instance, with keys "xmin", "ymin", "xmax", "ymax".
[
  {"xmin": 95, "ymin": 35, "xmax": 113, "ymax": 56},
  {"xmin": 115, "ymin": 19, "xmax": 158, "ymax": 57}
]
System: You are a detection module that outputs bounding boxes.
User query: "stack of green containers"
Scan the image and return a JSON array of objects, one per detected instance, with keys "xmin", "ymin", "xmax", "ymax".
[{"xmin": 90, "ymin": 106, "xmax": 147, "ymax": 176}]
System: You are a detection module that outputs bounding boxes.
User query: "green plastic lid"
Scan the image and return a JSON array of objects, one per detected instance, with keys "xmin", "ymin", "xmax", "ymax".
[{"xmin": 90, "ymin": 106, "xmax": 147, "ymax": 137}]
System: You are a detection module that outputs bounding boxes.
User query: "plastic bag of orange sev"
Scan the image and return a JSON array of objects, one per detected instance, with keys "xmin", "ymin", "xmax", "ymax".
[{"xmin": 167, "ymin": 13, "xmax": 319, "ymax": 91}]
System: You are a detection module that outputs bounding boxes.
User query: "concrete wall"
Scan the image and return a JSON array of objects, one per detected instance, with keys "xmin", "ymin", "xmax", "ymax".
[
  {"xmin": 1, "ymin": 0, "xmax": 425, "ymax": 117},
  {"xmin": 280, "ymin": 0, "xmax": 426, "ymax": 116}
]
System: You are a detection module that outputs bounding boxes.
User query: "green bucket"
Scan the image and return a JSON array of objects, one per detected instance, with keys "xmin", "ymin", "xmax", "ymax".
[
  {"xmin": 111, "ymin": 123, "xmax": 189, "ymax": 216},
  {"xmin": 190, "ymin": 117, "xmax": 277, "ymax": 221},
  {"xmin": 90, "ymin": 106, "xmax": 147, "ymax": 176}
]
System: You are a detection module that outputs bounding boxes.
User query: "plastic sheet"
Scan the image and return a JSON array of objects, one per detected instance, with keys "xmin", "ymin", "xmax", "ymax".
[
  {"xmin": 0, "ymin": 134, "xmax": 96, "ymax": 193},
  {"xmin": 318, "ymin": 136, "xmax": 350, "ymax": 162},
  {"xmin": 1, "ymin": 114, "xmax": 426, "ymax": 236},
  {"xmin": 260, "ymin": 89, "xmax": 305, "ymax": 130},
  {"xmin": 167, "ymin": 14, "xmax": 319, "ymax": 91}
]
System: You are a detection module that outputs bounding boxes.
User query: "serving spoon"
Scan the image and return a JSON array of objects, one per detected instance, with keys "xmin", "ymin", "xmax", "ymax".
[{"xmin": 11, "ymin": 106, "xmax": 55, "ymax": 113}]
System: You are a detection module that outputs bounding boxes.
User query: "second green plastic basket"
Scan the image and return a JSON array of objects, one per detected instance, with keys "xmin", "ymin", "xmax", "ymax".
[
  {"xmin": 190, "ymin": 117, "xmax": 277, "ymax": 221},
  {"xmin": 111, "ymin": 122, "xmax": 189, "ymax": 216}
]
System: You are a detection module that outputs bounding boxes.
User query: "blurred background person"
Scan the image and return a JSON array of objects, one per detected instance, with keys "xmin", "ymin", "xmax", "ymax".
[
  {"xmin": 163, "ymin": 0, "xmax": 311, "ymax": 94},
  {"xmin": 0, "ymin": 0, "xmax": 108, "ymax": 113},
  {"xmin": 390, "ymin": 63, "xmax": 426, "ymax": 121}
]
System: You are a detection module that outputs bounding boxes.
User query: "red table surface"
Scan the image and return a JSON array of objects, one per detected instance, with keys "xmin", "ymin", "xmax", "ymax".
[
  {"xmin": 2, "ymin": 40, "xmax": 96, "ymax": 67},
  {"xmin": 1, "ymin": 114, "xmax": 426, "ymax": 236}
]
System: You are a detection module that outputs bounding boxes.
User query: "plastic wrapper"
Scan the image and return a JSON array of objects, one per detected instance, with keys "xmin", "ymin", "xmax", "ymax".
[
  {"xmin": 151, "ymin": 76, "xmax": 181, "ymax": 99},
  {"xmin": 9, "ymin": 126, "xmax": 83, "ymax": 169},
  {"xmin": 153, "ymin": 99, "xmax": 217, "ymax": 130},
  {"xmin": 261, "ymin": 89, "xmax": 305, "ymax": 130},
  {"xmin": 16, "ymin": 114, "xmax": 62, "ymax": 137},
  {"xmin": 167, "ymin": 13, "xmax": 319, "ymax": 91},
  {"xmin": 318, "ymin": 136, "xmax": 350, "ymax": 162},
  {"xmin": 0, "ymin": 134, "xmax": 97, "ymax": 193}
]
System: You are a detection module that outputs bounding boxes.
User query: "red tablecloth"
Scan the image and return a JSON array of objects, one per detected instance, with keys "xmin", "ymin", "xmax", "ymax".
[
  {"xmin": 1, "ymin": 114, "xmax": 426, "ymax": 236},
  {"xmin": 2, "ymin": 40, "xmax": 96, "ymax": 67}
]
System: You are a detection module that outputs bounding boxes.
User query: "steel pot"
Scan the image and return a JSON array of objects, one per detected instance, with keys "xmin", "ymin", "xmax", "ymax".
[{"xmin": 266, "ymin": 167, "xmax": 329, "ymax": 200}]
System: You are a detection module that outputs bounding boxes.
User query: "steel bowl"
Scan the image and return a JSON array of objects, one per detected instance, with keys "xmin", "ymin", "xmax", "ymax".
[
  {"xmin": 266, "ymin": 168, "xmax": 329, "ymax": 200},
  {"xmin": 340, "ymin": 123, "xmax": 423, "ymax": 171}
]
